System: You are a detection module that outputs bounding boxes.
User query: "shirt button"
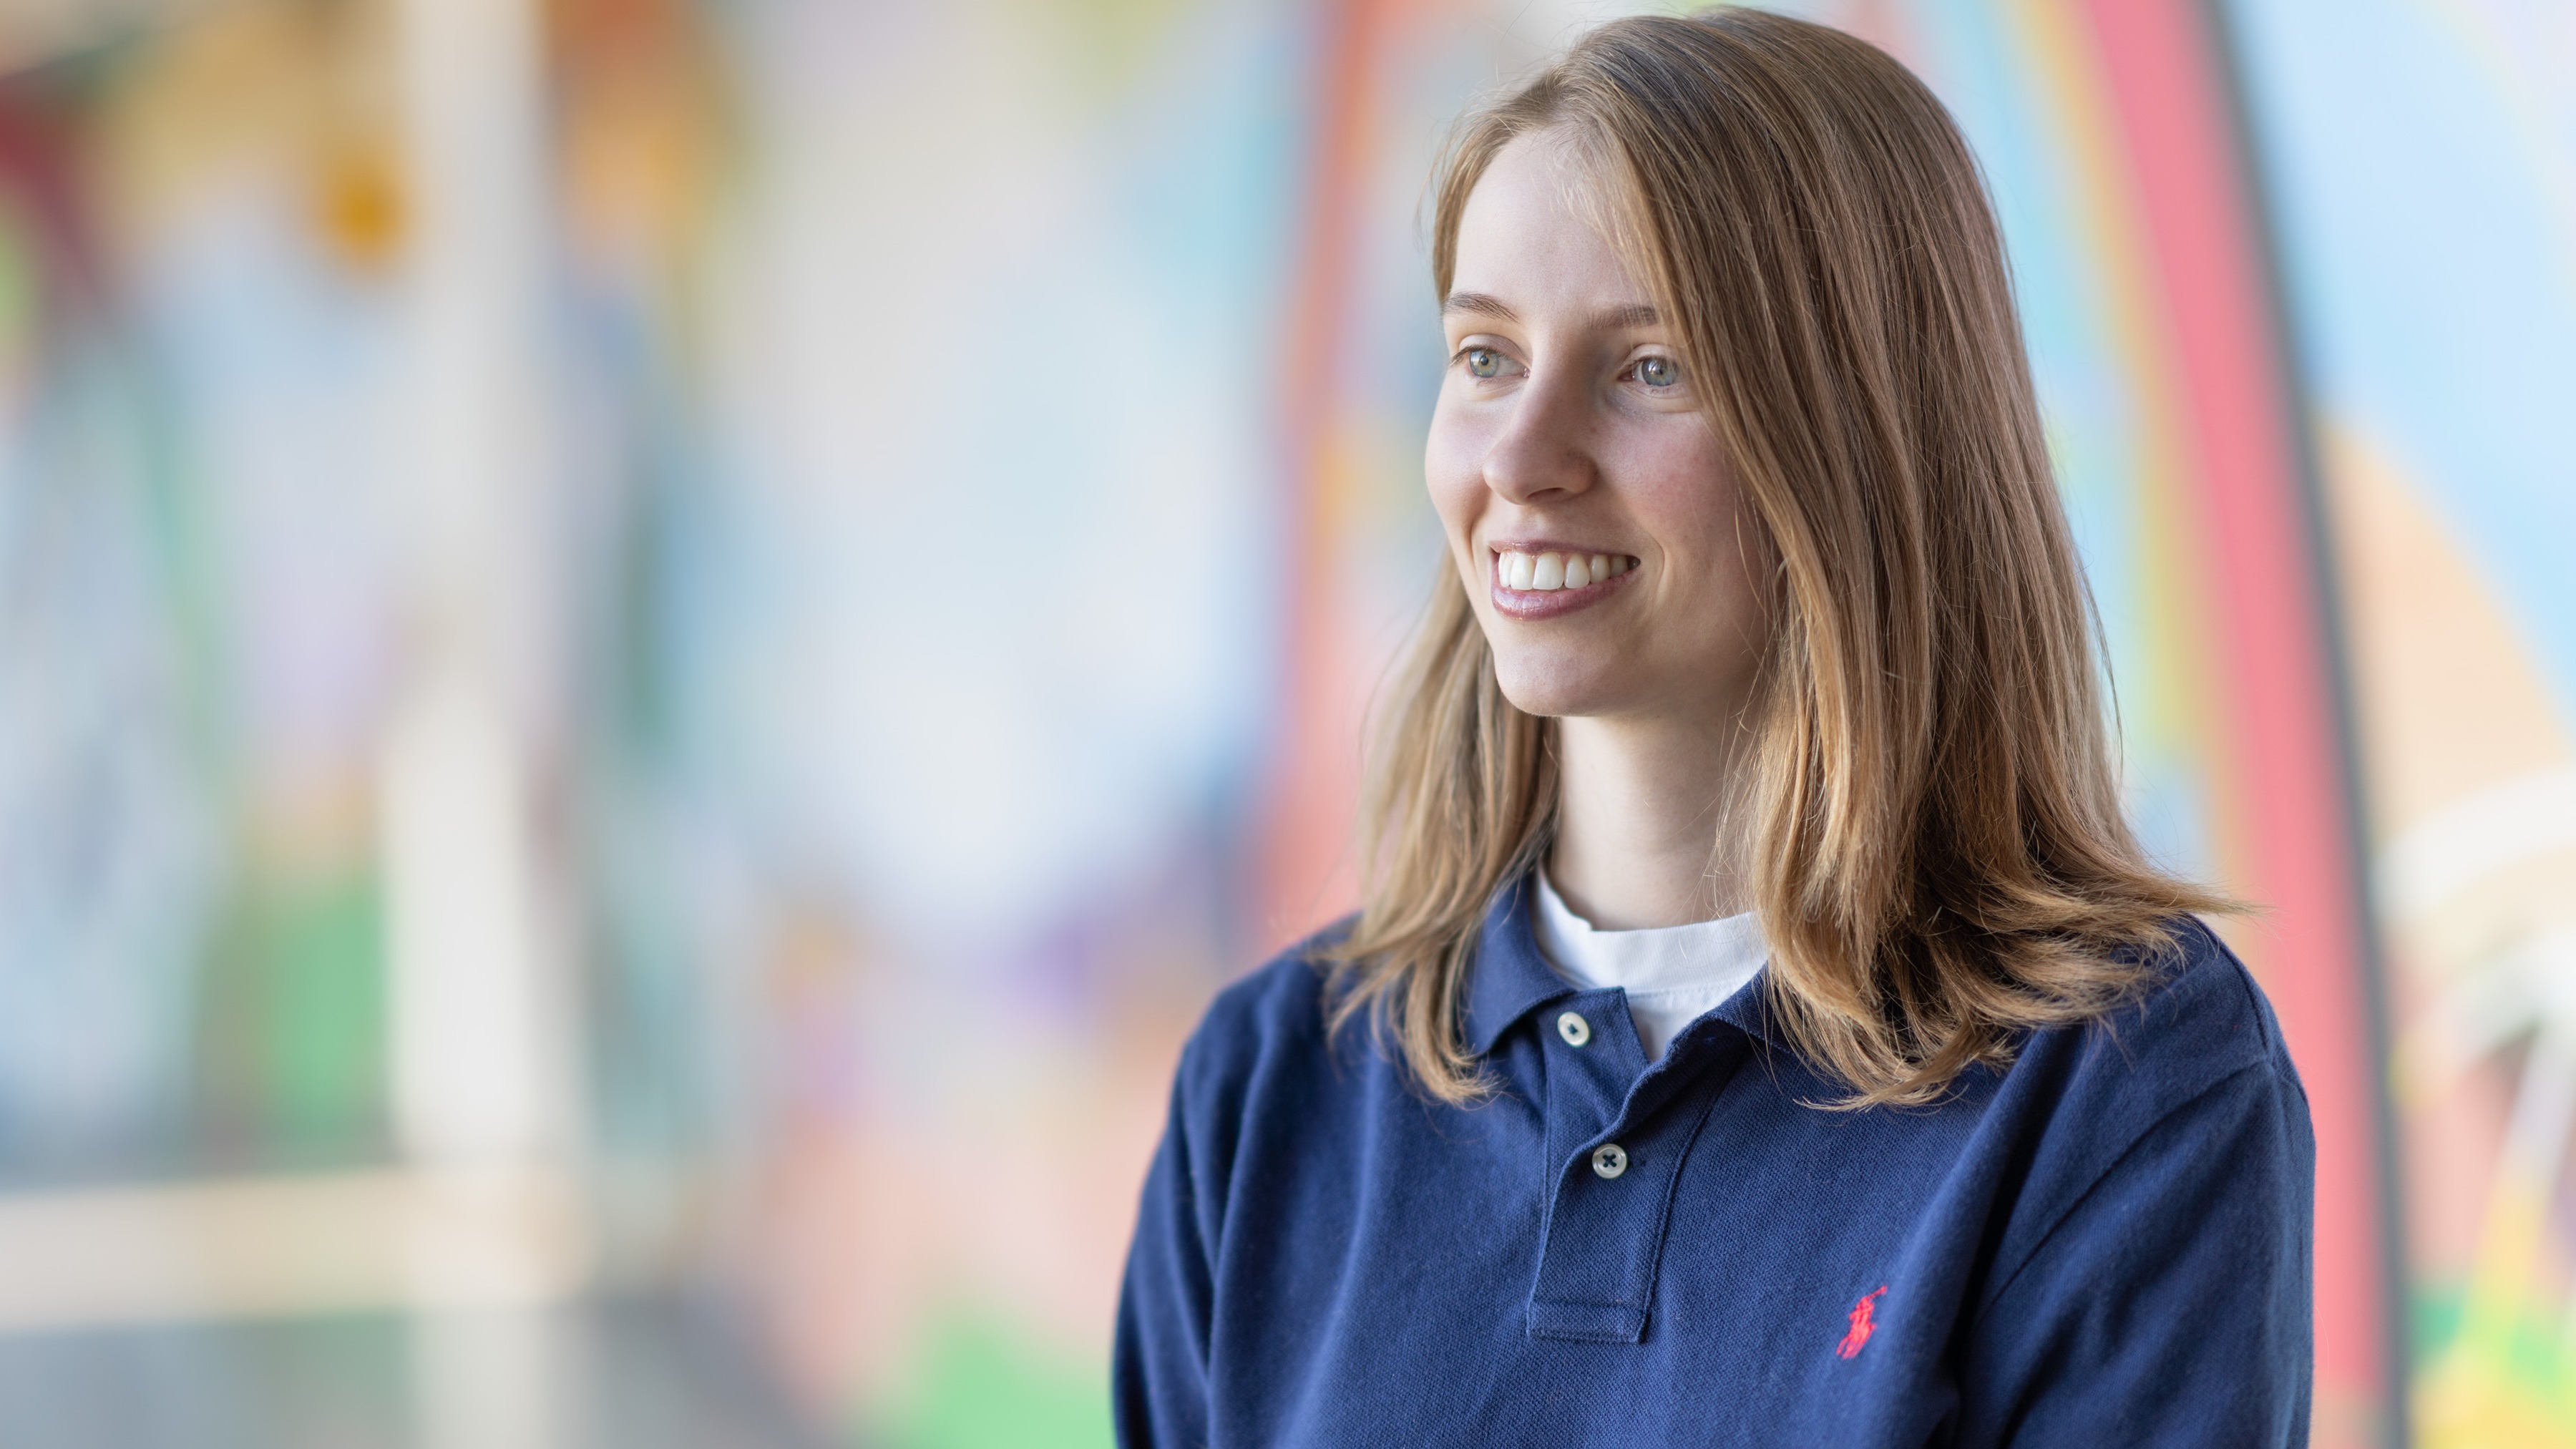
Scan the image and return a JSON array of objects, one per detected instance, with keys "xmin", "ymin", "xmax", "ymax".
[
  {"xmin": 1556, "ymin": 1011, "xmax": 1592, "ymax": 1048},
  {"xmin": 1591, "ymin": 1143, "xmax": 1629, "ymax": 1179}
]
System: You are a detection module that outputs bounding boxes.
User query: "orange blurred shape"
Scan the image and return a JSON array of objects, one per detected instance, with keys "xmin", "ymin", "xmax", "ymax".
[{"xmin": 311, "ymin": 137, "xmax": 406, "ymax": 273}]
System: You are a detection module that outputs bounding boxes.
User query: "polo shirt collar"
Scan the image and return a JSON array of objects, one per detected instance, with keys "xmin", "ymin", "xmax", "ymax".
[
  {"xmin": 1707, "ymin": 947, "xmax": 1779, "ymax": 1043},
  {"xmin": 1462, "ymin": 868, "xmax": 1780, "ymax": 1054},
  {"xmin": 1463, "ymin": 872, "xmax": 1571, "ymax": 1054}
]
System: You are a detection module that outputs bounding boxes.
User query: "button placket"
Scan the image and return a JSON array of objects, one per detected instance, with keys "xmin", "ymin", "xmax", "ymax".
[
  {"xmin": 1538, "ymin": 991, "xmax": 1641, "ymax": 1189},
  {"xmin": 1525, "ymin": 1016, "xmax": 1744, "ymax": 1345}
]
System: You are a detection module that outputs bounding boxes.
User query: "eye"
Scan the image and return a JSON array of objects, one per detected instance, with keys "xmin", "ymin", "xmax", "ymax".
[
  {"xmin": 1631, "ymin": 354, "xmax": 1681, "ymax": 390},
  {"xmin": 1462, "ymin": 346, "xmax": 1506, "ymax": 379}
]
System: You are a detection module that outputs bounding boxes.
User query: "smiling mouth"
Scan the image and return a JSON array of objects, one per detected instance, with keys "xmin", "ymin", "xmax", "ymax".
[
  {"xmin": 1494, "ymin": 548, "xmax": 1637, "ymax": 592},
  {"xmin": 1488, "ymin": 547, "xmax": 1640, "ymax": 621}
]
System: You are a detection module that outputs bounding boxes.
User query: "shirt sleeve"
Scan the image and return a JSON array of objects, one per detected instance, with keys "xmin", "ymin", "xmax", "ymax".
[
  {"xmin": 1954, "ymin": 1058, "xmax": 2316, "ymax": 1447},
  {"xmin": 1113, "ymin": 1057, "xmax": 1217, "ymax": 1449}
]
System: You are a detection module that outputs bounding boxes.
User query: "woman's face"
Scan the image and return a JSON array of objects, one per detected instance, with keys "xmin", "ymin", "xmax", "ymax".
[{"xmin": 1427, "ymin": 132, "xmax": 1768, "ymax": 725}]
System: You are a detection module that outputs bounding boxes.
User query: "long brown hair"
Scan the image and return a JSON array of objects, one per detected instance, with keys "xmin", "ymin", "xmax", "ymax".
[{"xmin": 1323, "ymin": 9, "xmax": 2230, "ymax": 1108}]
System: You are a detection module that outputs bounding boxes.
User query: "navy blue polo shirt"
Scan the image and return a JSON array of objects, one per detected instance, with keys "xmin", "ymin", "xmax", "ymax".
[{"xmin": 1114, "ymin": 874, "xmax": 2313, "ymax": 1446}]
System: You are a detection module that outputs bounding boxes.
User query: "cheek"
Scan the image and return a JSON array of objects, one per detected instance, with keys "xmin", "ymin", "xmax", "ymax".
[
  {"xmin": 1621, "ymin": 432, "xmax": 1764, "ymax": 624},
  {"xmin": 1423, "ymin": 399, "xmax": 1489, "ymax": 537},
  {"xmin": 1618, "ymin": 428, "xmax": 1738, "ymax": 550}
]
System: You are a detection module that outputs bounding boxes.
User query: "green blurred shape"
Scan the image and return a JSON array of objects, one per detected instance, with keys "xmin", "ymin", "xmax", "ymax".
[
  {"xmin": 873, "ymin": 1309, "xmax": 1112, "ymax": 1449},
  {"xmin": 0, "ymin": 193, "xmax": 33, "ymax": 374},
  {"xmin": 197, "ymin": 863, "xmax": 388, "ymax": 1167},
  {"xmin": 2414, "ymin": 1282, "xmax": 2464, "ymax": 1362}
]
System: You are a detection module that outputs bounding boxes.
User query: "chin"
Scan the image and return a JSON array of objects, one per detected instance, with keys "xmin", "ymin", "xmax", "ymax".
[{"xmin": 1489, "ymin": 650, "xmax": 1626, "ymax": 719}]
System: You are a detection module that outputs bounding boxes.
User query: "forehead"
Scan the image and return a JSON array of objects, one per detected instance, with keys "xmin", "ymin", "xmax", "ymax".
[{"xmin": 1449, "ymin": 131, "xmax": 1653, "ymax": 313}]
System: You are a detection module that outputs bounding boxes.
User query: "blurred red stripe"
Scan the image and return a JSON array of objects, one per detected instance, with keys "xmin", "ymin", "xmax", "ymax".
[
  {"xmin": 1252, "ymin": 0, "xmax": 1413, "ymax": 949},
  {"xmin": 2079, "ymin": 0, "xmax": 2393, "ymax": 1432}
]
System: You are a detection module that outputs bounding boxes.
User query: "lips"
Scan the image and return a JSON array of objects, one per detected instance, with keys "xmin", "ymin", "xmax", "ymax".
[{"xmin": 1488, "ymin": 545, "xmax": 1639, "ymax": 620}]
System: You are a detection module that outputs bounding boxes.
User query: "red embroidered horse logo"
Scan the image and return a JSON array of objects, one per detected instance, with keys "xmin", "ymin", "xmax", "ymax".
[{"xmin": 1836, "ymin": 1286, "xmax": 1888, "ymax": 1360}]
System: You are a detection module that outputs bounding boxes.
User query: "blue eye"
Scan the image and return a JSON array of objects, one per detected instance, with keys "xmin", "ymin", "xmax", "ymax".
[
  {"xmin": 1636, "ymin": 355, "xmax": 1679, "ymax": 389},
  {"xmin": 1464, "ymin": 346, "xmax": 1505, "ymax": 379}
]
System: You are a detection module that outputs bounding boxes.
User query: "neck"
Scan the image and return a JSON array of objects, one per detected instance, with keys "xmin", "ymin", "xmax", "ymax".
[{"xmin": 1546, "ymin": 710, "xmax": 1752, "ymax": 930}]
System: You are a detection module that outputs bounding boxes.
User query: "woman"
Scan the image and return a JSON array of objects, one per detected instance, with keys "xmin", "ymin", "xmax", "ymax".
[{"xmin": 1116, "ymin": 11, "xmax": 2313, "ymax": 1445}]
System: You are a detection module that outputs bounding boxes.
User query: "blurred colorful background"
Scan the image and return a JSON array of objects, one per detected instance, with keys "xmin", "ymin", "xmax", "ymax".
[{"xmin": 0, "ymin": 0, "xmax": 2565, "ymax": 1444}]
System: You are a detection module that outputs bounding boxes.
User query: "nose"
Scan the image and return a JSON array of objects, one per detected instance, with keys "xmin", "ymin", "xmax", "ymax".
[{"xmin": 1480, "ymin": 362, "xmax": 1596, "ymax": 505}]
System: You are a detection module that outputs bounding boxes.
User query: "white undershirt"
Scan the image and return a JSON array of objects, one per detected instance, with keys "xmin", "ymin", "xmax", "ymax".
[{"xmin": 1531, "ymin": 866, "xmax": 1768, "ymax": 1060}]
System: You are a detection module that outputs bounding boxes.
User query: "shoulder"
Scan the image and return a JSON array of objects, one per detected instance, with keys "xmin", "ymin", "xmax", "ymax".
[
  {"xmin": 2054, "ymin": 914, "xmax": 2305, "ymax": 1107},
  {"xmin": 1990, "ymin": 914, "xmax": 2313, "ymax": 1213},
  {"xmin": 1170, "ymin": 919, "xmax": 1357, "ymax": 1122},
  {"xmin": 1974, "ymin": 916, "xmax": 2316, "ymax": 1322}
]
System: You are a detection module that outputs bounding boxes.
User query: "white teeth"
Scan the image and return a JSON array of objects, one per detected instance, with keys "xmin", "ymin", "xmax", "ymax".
[{"xmin": 1498, "ymin": 550, "xmax": 1636, "ymax": 592}]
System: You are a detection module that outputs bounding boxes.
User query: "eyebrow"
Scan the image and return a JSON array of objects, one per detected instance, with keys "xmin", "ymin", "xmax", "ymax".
[
  {"xmin": 1593, "ymin": 302, "xmax": 1662, "ymax": 330},
  {"xmin": 1440, "ymin": 293, "xmax": 1662, "ymax": 331},
  {"xmin": 1440, "ymin": 291, "xmax": 1518, "ymax": 323}
]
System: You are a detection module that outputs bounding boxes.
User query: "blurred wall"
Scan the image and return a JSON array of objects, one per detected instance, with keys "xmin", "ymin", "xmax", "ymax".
[{"xmin": 0, "ymin": 1, "xmax": 2567, "ymax": 1446}]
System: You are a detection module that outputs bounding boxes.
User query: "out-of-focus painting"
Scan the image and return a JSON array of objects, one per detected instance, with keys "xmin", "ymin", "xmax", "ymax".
[
  {"xmin": 2226, "ymin": 3, "xmax": 2576, "ymax": 1443},
  {"xmin": 0, "ymin": 0, "xmax": 2566, "ymax": 1445}
]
